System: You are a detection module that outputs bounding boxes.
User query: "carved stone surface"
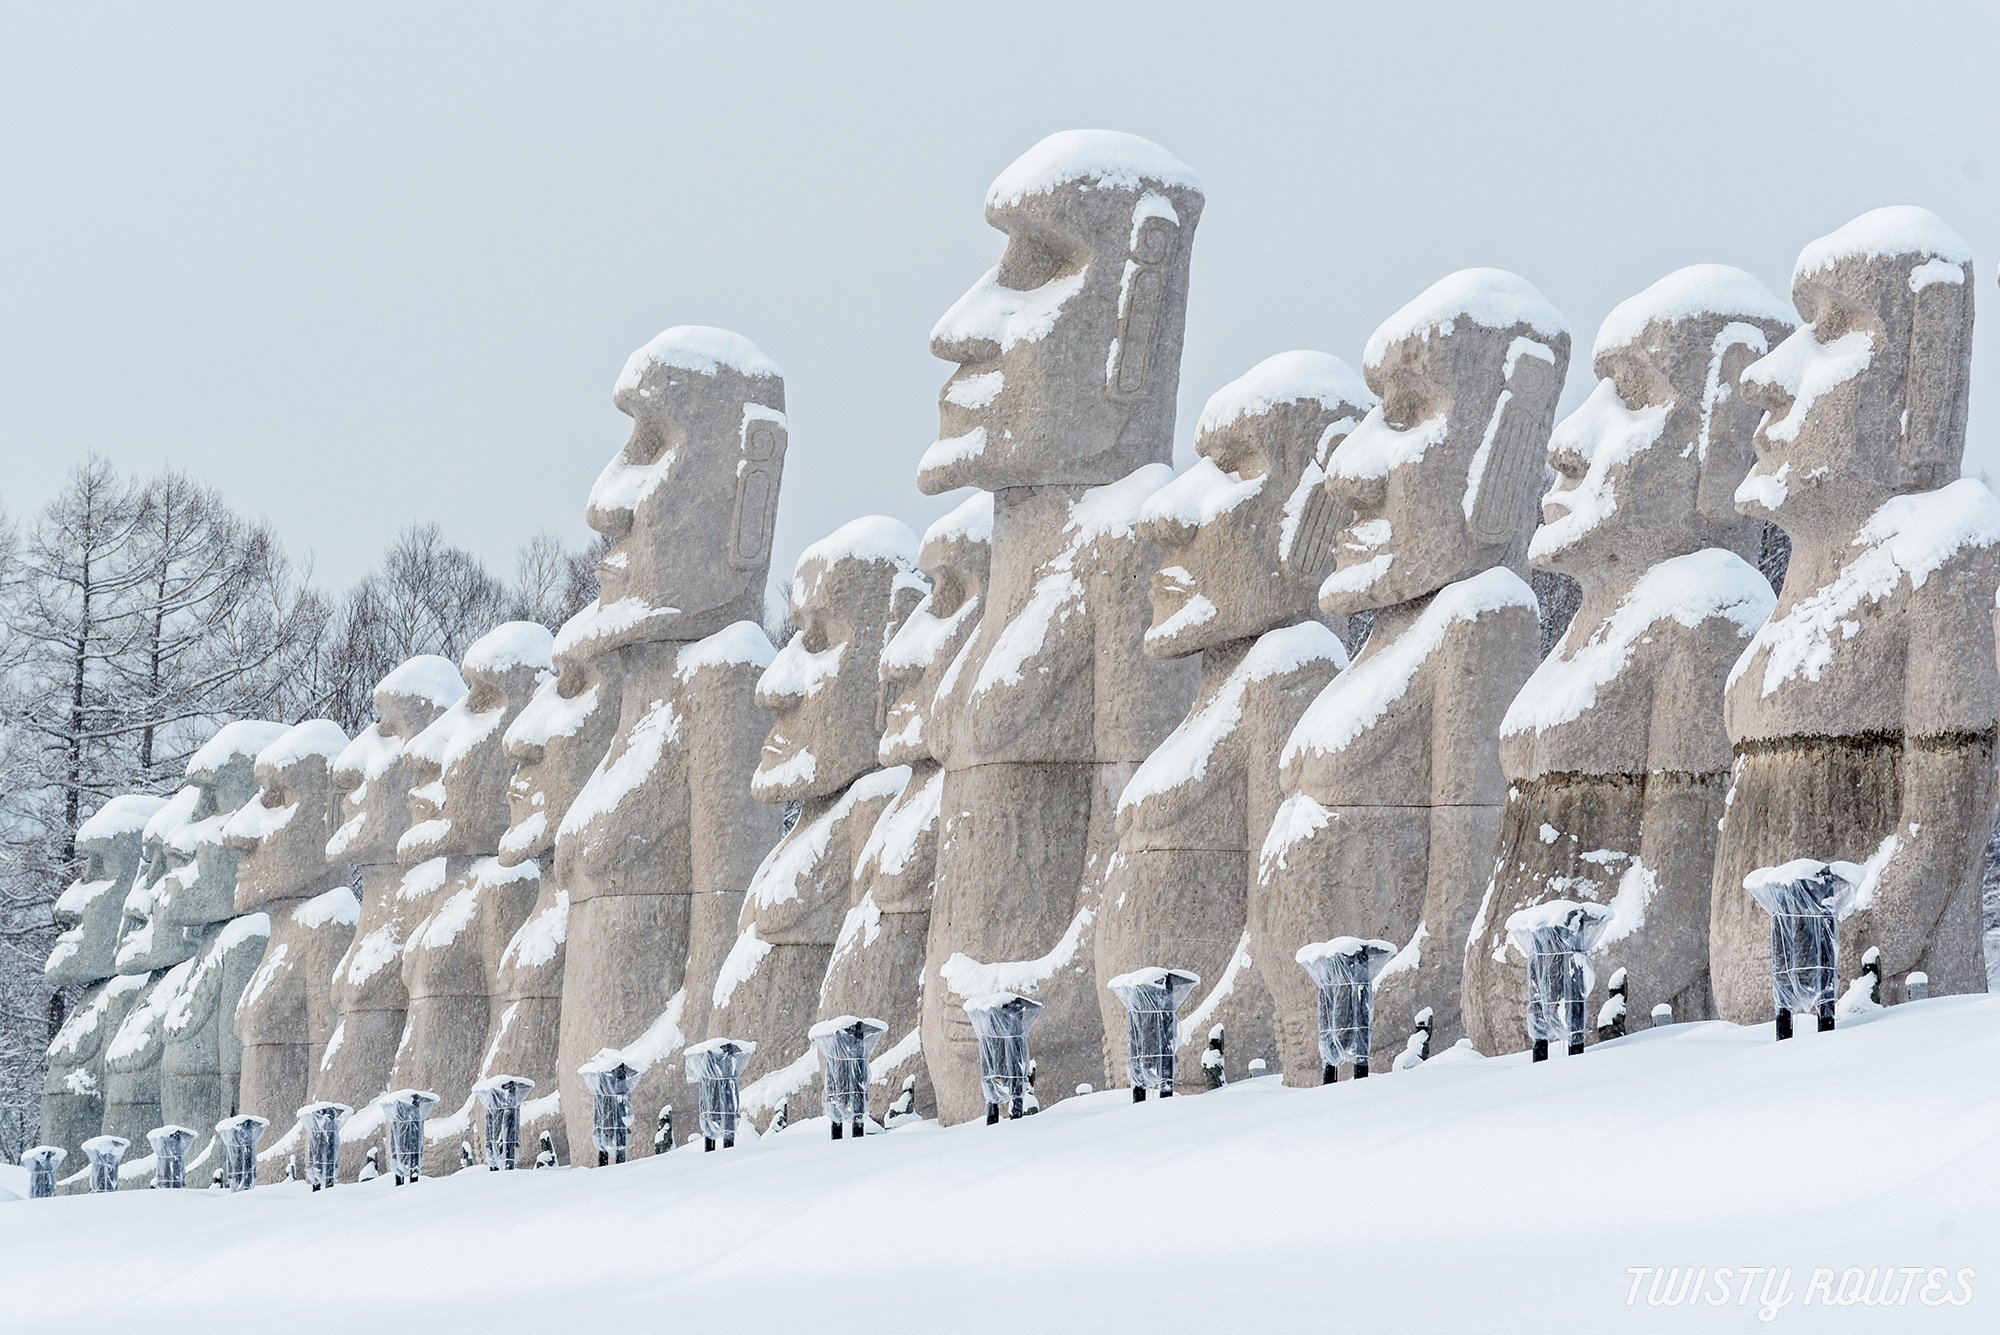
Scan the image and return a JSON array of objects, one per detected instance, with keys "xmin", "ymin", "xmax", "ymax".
[
  {"xmin": 554, "ymin": 327, "xmax": 788, "ymax": 1157},
  {"xmin": 1461, "ymin": 267, "xmax": 1792, "ymax": 1052},
  {"xmin": 1712, "ymin": 208, "xmax": 2000, "ymax": 1019},
  {"xmin": 1096, "ymin": 352, "xmax": 1371, "ymax": 1087},
  {"xmin": 920, "ymin": 132, "xmax": 1204, "ymax": 1123},
  {"xmin": 709, "ymin": 516, "xmax": 922, "ymax": 1120},
  {"xmin": 1254, "ymin": 271, "xmax": 1566, "ymax": 1079}
]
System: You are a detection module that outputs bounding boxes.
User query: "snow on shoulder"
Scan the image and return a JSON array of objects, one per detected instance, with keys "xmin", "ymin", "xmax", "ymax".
[
  {"xmin": 378, "ymin": 654, "xmax": 467, "ymax": 708},
  {"xmin": 1591, "ymin": 264, "xmax": 1795, "ymax": 361},
  {"xmin": 924, "ymin": 490, "xmax": 994, "ymax": 548},
  {"xmin": 257, "ymin": 719, "xmax": 349, "ymax": 771},
  {"xmin": 1795, "ymin": 205, "xmax": 1973, "ymax": 281},
  {"xmin": 615, "ymin": 326, "xmax": 782, "ymax": 398},
  {"xmin": 1195, "ymin": 351, "xmax": 1374, "ymax": 436},
  {"xmin": 1363, "ymin": 269, "xmax": 1568, "ymax": 370},
  {"xmin": 77, "ymin": 794, "xmax": 169, "ymax": 843},
  {"xmin": 463, "ymin": 620, "xmax": 555, "ymax": 677},
  {"xmin": 985, "ymin": 129, "xmax": 1201, "ymax": 209},
  {"xmin": 797, "ymin": 514, "xmax": 920, "ymax": 572},
  {"xmin": 185, "ymin": 720, "xmax": 291, "ymax": 778},
  {"xmin": 675, "ymin": 620, "xmax": 777, "ymax": 680}
]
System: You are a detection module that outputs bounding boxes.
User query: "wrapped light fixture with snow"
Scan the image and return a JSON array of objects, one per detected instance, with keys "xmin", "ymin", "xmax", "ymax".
[
  {"xmin": 1743, "ymin": 861, "xmax": 1859, "ymax": 1038},
  {"xmin": 145, "ymin": 1124, "xmax": 198, "ymax": 1189},
  {"xmin": 216, "ymin": 1114, "xmax": 269, "ymax": 1192},
  {"xmin": 378, "ymin": 1088, "xmax": 438, "ymax": 1184},
  {"xmin": 963, "ymin": 992, "xmax": 1043, "ymax": 1123},
  {"xmin": 82, "ymin": 1134, "xmax": 129, "ymax": 1192},
  {"xmin": 1294, "ymin": 938, "xmax": 1397, "ymax": 1080},
  {"xmin": 1503, "ymin": 901, "xmax": 1612, "ymax": 1059},
  {"xmin": 808, "ymin": 1015, "xmax": 887, "ymax": 1139},
  {"xmin": 578, "ymin": 1056, "xmax": 640, "ymax": 1165},
  {"xmin": 684, "ymin": 1038, "xmax": 755, "ymax": 1150},
  {"xmin": 472, "ymin": 1075, "xmax": 535, "ymax": 1170},
  {"xmin": 24, "ymin": 1145, "xmax": 66, "ymax": 1198},
  {"xmin": 296, "ymin": 1101, "xmax": 351, "ymax": 1189},
  {"xmin": 1105, "ymin": 968, "xmax": 1199, "ymax": 1098}
]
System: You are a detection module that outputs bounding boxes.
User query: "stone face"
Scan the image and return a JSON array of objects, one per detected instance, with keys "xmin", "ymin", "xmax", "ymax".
[
  {"xmin": 709, "ymin": 516, "xmax": 922, "ymax": 1121},
  {"xmin": 1712, "ymin": 209, "xmax": 2000, "ymax": 1019},
  {"xmin": 817, "ymin": 495, "xmax": 993, "ymax": 1121},
  {"xmin": 317, "ymin": 656, "xmax": 464, "ymax": 1174},
  {"xmin": 220, "ymin": 719, "xmax": 355, "ymax": 1177},
  {"xmin": 920, "ymin": 132, "xmax": 1203, "ymax": 1123},
  {"xmin": 1254, "ymin": 271, "xmax": 1567, "ymax": 1079},
  {"xmin": 1461, "ymin": 268, "xmax": 1792, "ymax": 1053},
  {"xmin": 42, "ymin": 795, "xmax": 166, "ymax": 1157},
  {"xmin": 388, "ymin": 622, "xmax": 552, "ymax": 1171},
  {"xmin": 1095, "ymin": 352, "xmax": 1371, "ymax": 1087},
  {"xmin": 554, "ymin": 327, "xmax": 789, "ymax": 1158}
]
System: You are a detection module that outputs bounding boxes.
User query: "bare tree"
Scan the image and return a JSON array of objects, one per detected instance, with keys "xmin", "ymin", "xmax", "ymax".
[{"xmin": 507, "ymin": 529, "xmax": 603, "ymax": 630}]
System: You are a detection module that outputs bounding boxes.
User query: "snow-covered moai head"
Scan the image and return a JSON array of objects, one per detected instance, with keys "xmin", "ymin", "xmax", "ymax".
[
  {"xmin": 1319, "ymin": 270, "xmax": 1572, "ymax": 618},
  {"xmin": 48, "ymin": 797, "xmax": 165, "ymax": 987},
  {"xmin": 1532, "ymin": 266, "xmax": 1796, "ymax": 579},
  {"xmin": 1735, "ymin": 207, "xmax": 1974, "ymax": 530},
  {"xmin": 327, "ymin": 656, "xmax": 467, "ymax": 868},
  {"xmin": 584, "ymin": 326, "xmax": 788, "ymax": 650},
  {"xmin": 112, "ymin": 788, "xmax": 204, "ymax": 974},
  {"xmin": 753, "ymin": 517, "xmax": 924, "ymax": 804},
  {"xmin": 500, "ymin": 610, "xmax": 617, "ymax": 867},
  {"xmin": 399, "ymin": 624, "xmax": 555, "ymax": 865},
  {"xmin": 879, "ymin": 495, "xmax": 995, "ymax": 769},
  {"xmin": 920, "ymin": 130, "xmax": 1204, "ymax": 494},
  {"xmin": 224, "ymin": 721, "xmax": 350, "ymax": 910},
  {"xmin": 1139, "ymin": 352, "xmax": 1377, "ymax": 657},
  {"xmin": 154, "ymin": 722, "xmax": 289, "ymax": 930}
]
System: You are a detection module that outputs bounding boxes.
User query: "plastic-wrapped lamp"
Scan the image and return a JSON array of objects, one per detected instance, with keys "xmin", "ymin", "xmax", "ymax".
[
  {"xmin": 808, "ymin": 1015, "xmax": 888, "ymax": 1140},
  {"xmin": 1504, "ymin": 901, "xmax": 1614, "ymax": 1060},
  {"xmin": 963, "ymin": 992, "xmax": 1044, "ymax": 1124},
  {"xmin": 145, "ymin": 1125, "xmax": 199, "ymax": 1189},
  {"xmin": 472, "ymin": 1075, "xmax": 535, "ymax": 1171},
  {"xmin": 1294, "ymin": 938, "xmax": 1398, "ymax": 1081},
  {"xmin": 216, "ymin": 1114, "xmax": 269, "ymax": 1192},
  {"xmin": 377, "ymin": 1089, "xmax": 439, "ymax": 1185},
  {"xmin": 578, "ymin": 1057, "xmax": 640, "ymax": 1166},
  {"xmin": 1105, "ymin": 967, "xmax": 1201, "ymax": 1099},
  {"xmin": 81, "ymin": 1135, "xmax": 130, "ymax": 1193},
  {"xmin": 296, "ymin": 1102, "xmax": 352, "ymax": 1190},
  {"xmin": 684, "ymin": 1038, "xmax": 756, "ymax": 1151},
  {"xmin": 23, "ymin": 1146, "xmax": 66, "ymax": 1199},
  {"xmin": 1743, "ymin": 860, "xmax": 1861, "ymax": 1040}
]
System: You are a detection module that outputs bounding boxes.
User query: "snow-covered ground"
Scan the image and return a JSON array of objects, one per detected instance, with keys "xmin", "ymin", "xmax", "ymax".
[{"xmin": 6, "ymin": 997, "xmax": 1998, "ymax": 1332}]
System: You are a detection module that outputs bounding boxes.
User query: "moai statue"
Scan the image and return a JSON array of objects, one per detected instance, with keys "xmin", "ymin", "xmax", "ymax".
[
  {"xmin": 1095, "ymin": 352, "xmax": 1372, "ymax": 1086},
  {"xmin": 1460, "ymin": 267, "xmax": 1794, "ymax": 1051},
  {"xmin": 709, "ymin": 515, "xmax": 923, "ymax": 1119},
  {"xmin": 918, "ymin": 130, "xmax": 1204, "ymax": 1123},
  {"xmin": 222, "ymin": 718, "xmax": 356, "ymax": 1179},
  {"xmin": 392, "ymin": 622, "xmax": 552, "ymax": 1171},
  {"xmin": 317, "ymin": 655, "xmax": 465, "ymax": 1174},
  {"xmin": 42, "ymin": 794, "xmax": 167, "ymax": 1156},
  {"xmin": 486, "ymin": 603, "xmax": 624, "ymax": 1164},
  {"xmin": 1254, "ymin": 270, "xmax": 1568, "ymax": 1078},
  {"xmin": 1712, "ymin": 208, "xmax": 2000, "ymax": 1016},
  {"xmin": 154, "ymin": 720, "xmax": 290, "ymax": 1165},
  {"xmin": 553, "ymin": 326, "xmax": 789, "ymax": 1158},
  {"xmin": 817, "ymin": 492, "xmax": 993, "ymax": 1121}
]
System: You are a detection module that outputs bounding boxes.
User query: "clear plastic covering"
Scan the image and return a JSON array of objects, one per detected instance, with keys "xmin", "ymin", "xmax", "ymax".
[
  {"xmin": 1504, "ymin": 902, "xmax": 1615, "ymax": 1049},
  {"xmin": 81, "ymin": 1134, "xmax": 130, "ymax": 1193},
  {"xmin": 216, "ymin": 1114, "xmax": 270, "ymax": 1192},
  {"xmin": 472, "ymin": 1075, "xmax": 536, "ymax": 1170},
  {"xmin": 1105, "ymin": 968, "xmax": 1201, "ymax": 1092},
  {"xmin": 296, "ymin": 1102, "xmax": 352, "ymax": 1190},
  {"xmin": 1295, "ymin": 938, "xmax": 1399, "ymax": 1071},
  {"xmin": 578, "ymin": 1057, "xmax": 640, "ymax": 1163},
  {"xmin": 145, "ymin": 1125, "xmax": 199, "ymax": 1189},
  {"xmin": 1744, "ymin": 861, "xmax": 1860, "ymax": 1015},
  {"xmin": 807, "ymin": 1015, "xmax": 888, "ymax": 1129},
  {"xmin": 23, "ymin": 1146, "xmax": 66, "ymax": 1199},
  {"xmin": 963, "ymin": 992, "xmax": 1044, "ymax": 1117},
  {"xmin": 377, "ymin": 1089, "xmax": 440, "ymax": 1183},
  {"xmin": 684, "ymin": 1038, "xmax": 756, "ymax": 1146}
]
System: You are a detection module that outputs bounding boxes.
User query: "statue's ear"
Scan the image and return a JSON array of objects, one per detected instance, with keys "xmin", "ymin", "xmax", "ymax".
[
  {"xmin": 1281, "ymin": 415, "xmax": 1361, "ymax": 582},
  {"xmin": 1900, "ymin": 261, "xmax": 1973, "ymax": 489},
  {"xmin": 1106, "ymin": 204, "xmax": 1183, "ymax": 405},
  {"xmin": 1694, "ymin": 326, "xmax": 1777, "ymax": 523},
  {"xmin": 1467, "ymin": 336, "xmax": 1567, "ymax": 547},
  {"xmin": 729, "ymin": 407, "xmax": 788, "ymax": 572}
]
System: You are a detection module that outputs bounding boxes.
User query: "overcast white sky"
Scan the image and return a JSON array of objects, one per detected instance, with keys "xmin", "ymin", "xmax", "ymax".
[{"xmin": 3, "ymin": 2, "xmax": 1996, "ymax": 589}]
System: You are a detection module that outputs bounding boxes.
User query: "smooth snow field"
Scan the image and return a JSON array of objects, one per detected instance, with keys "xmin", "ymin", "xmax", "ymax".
[{"xmin": 7, "ymin": 998, "xmax": 1998, "ymax": 1332}]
